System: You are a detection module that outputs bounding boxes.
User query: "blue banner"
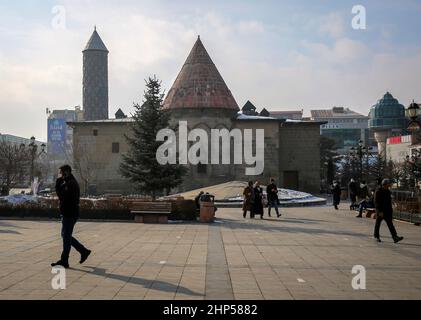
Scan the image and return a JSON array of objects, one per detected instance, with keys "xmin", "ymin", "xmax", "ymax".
[{"xmin": 48, "ymin": 119, "xmax": 66, "ymax": 155}]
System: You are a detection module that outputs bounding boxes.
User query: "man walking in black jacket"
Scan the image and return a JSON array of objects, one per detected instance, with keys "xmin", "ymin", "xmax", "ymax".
[
  {"xmin": 266, "ymin": 178, "xmax": 281, "ymax": 218},
  {"xmin": 373, "ymin": 179, "xmax": 404, "ymax": 243},
  {"xmin": 51, "ymin": 165, "xmax": 91, "ymax": 268}
]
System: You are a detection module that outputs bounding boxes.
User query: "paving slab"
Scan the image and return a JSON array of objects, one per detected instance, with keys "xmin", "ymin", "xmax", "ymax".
[{"xmin": 0, "ymin": 204, "xmax": 421, "ymax": 299}]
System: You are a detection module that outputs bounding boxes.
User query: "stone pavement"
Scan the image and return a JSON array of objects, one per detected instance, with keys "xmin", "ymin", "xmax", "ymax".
[{"xmin": 0, "ymin": 204, "xmax": 420, "ymax": 300}]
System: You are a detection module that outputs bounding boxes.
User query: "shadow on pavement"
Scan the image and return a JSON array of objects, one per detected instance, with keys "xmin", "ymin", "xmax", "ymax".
[
  {"xmin": 217, "ymin": 217, "xmax": 368, "ymax": 238},
  {"xmin": 70, "ymin": 266, "xmax": 203, "ymax": 297},
  {"xmin": 0, "ymin": 221, "xmax": 29, "ymax": 229},
  {"xmin": 0, "ymin": 229, "xmax": 21, "ymax": 235}
]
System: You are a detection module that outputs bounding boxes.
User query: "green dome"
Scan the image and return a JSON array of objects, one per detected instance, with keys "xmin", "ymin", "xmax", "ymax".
[{"xmin": 369, "ymin": 92, "xmax": 406, "ymax": 130}]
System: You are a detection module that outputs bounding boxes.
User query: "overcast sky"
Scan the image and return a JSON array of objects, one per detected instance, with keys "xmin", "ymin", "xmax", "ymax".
[{"xmin": 1, "ymin": 0, "xmax": 421, "ymax": 141}]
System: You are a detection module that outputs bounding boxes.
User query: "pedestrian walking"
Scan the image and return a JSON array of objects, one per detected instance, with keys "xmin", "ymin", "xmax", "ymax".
[
  {"xmin": 242, "ymin": 181, "xmax": 254, "ymax": 218},
  {"xmin": 373, "ymin": 179, "xmax": 404, "ymax": 243},
  {"xmin": 266, "ymin": 178, "xmax": 281, "ymax": 218},
  {"xmin": 348, "ymin": 178, "xmax": 358, "ymax": 210},
  {"xmin": 51, "ymin": 165, "xmax": 91, "ymax": 269},
  {"xmin": 331, "ymin": 181, "xmax": 341, "ymax": 210},
  {"xmin": 253, "ymin": 181, "xmax": 264, "ymax": 219}
]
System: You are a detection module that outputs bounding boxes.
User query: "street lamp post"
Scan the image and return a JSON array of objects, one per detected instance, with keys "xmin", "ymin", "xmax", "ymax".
[
  {"xmin": 25, "ymin": 137, "xmax": 46, "ymax": 186},
  {"xmin": 405, "ymin": 100, "xmax": 421, "ymax": 190},
  {"xmin": 350, "ymin": 139, "xmax": 374, "ymax": 182},
  {"xmin": 406, "ymin": 100, "xmax": 421, "ymax": 133}
]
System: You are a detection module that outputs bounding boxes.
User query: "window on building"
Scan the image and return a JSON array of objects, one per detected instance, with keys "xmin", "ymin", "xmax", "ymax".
[
  {"xmin": 93, "ymin": 129, "xmax": 98, "ymax": 136},
  {"xmin": 197, "ymin": 163, "xmax": 207, "ymax": 174},
  {"xmin": 112, "ymin": 142, "xmax": 120, "ymax": 154}
]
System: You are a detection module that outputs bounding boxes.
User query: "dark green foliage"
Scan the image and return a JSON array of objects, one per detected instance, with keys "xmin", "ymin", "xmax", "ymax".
[{"xmin": 119, "ymin": 76, "xmax": 186, "ymax": 199}]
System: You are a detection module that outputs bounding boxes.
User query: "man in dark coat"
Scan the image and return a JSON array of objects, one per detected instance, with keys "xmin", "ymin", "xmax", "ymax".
[
  {"xmin": 253, "ymin": 181, "xmax": 264, "ymax": 219},
  {"xmin": 331, "ymin": 181, "xmax": 341, "ymax": 210},
  {"xmin": 243, "ymin": 181, "xmax": 254, "ymax": 218},
  {"xmin": 348, "ymin": 179, "xmax": 358, "ymax": 210},
  {"xmin": 51, "ymin": 165, "xmax": 91, "ymax": 268},
  {"xmin": 266, "ymin": 178, "xmax": 281, "ymax": 218},
  {"xmin": 373, "ymin": 179, "xmax": 404, "ymax": 243}
]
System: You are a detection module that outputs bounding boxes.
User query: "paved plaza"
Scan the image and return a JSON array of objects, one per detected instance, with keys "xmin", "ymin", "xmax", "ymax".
[{"xmin": 0, "ymin": 204, "xmax": 420, "ymax": 300}]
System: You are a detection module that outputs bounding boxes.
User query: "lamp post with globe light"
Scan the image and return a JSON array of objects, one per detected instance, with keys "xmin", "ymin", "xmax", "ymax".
[
  {"xmin": 349, "ymin": 139, "xmax": 374, "ymax": 182},
  {"xmin": 21, "ymin": 137, "xmax": 46, "ymax": 186},
  {"xmin": 404, "ymin": 101, "xmax": 421, "ymax": 190},
  {"xmin": 406, "ymin": 100, "xmax": 421, "ymax": 133}
]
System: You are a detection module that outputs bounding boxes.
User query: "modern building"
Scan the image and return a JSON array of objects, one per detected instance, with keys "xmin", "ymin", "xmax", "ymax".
[
  {"xmin": 70, "ymin": 36, "xmax": 325, "ymax": 195},
  {"xmin": 369, "ymin": 92, "xmax": 407, "ymax": 157},
  {"xmin": 83, "ymin": 27, "xmax": 109, "ymax": 121},
  {"xmin": 311, "ymin": 107, "xmax": 370, "ymax": 154},
  {"xmin": 385, "ymin": 135, "xmax": 412, "ymax": 163},
  {"xmin": 47, "ymin": 106, "xmax": 84, "ymax": 162}
]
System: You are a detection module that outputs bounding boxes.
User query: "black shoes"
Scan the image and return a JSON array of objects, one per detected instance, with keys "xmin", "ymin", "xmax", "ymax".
[
  {"xmin": 374, "ymin": 236, "xmax": 403, "ymax": 243},
  {"xmin": 334, "ymin": 205, "xmax": 338, "ymax": 210},
  {"xmin": 393, "ymin": 236, "xmax": 404, "ymax": 244},
  {"xmin": 51, "ymin": 260, "xmax": 69, "ymax": 269},
  {"xmin": 80, "ymin": 250, "xmax": 92, "ymax": 264},
  {"xmin": 356, "ymin": 215, "xmax": 362, "ymax": 218}
]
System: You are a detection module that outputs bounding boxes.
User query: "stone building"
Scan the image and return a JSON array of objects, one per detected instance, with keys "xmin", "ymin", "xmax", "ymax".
[
  {"xmin": 70, "ymin": 36, "xmax": 324, "ymax": 195},
  {"xmin": 83, "ymin": 27, "xmax": 109, "ymax": 121}
]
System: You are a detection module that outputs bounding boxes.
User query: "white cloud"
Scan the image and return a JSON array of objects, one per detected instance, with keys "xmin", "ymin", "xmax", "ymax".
[
  {"xmin": 319, "ymin": 12, "xmax": 345, "ymax": 39},
  {"xmin": 237, "ymin": 20, "xmax": 265, "ymax": 34}
]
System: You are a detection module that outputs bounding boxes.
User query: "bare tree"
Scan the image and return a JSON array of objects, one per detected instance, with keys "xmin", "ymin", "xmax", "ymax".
[
  {"xmin": 0, "ymin": 141, "xmax": 30, "ymax": 195},
  {"xmin": 71, "ymin": 138, "xmax": 97, "ymax": 196}
]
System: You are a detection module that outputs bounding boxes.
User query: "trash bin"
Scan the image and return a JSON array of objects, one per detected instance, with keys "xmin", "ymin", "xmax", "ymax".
[{"xmin": 199, "ymin": 193, "xmax": 215, "ymax": 223}]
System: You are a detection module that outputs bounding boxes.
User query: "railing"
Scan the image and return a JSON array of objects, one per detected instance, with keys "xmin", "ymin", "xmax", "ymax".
[{"xmin": 391, "ymin": 190, "xmax": 421, "ymax": 224}]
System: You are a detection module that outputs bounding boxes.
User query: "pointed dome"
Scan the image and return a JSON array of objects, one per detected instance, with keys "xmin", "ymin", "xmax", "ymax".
[
  {"xmin": 83, "ymin": 28, "xmax": 109, "ymax": 52},
  {"xmin": 163, "ymin": 37, "xmax": 239, "ymax": 111}
]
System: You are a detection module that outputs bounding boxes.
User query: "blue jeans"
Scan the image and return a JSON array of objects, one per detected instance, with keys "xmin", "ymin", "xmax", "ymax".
[
  {"xmin": 61, "ymin": 216, "xmax": 87, "ymax": 263},
  {"xmin": 268, "ymin": 200, "xmax": 279, "ymax": 216}
]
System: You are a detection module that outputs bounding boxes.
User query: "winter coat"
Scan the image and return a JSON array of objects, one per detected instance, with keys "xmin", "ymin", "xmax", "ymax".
[
  {"xmin": 266, "ymin": 183, "xmax": 279, "ymax": 202},
  {"xmin": 331, "ymin": 184, "xmax": 341, "ymax": 204},
  {"xmin": 374, "ymin": 187, "xmax": 393, "ymax": 216},
  {"xmin": 348, "ymin": 181, "xmax": 358, "ymax": 195},
  {"xmin": 242, "ymin": 186, "xmax": 254, "ymax": 211},
  {"xmin": 359, "ymin": 185, "xmax": 369, "ymax": 199},
  {"xmin": 253, "ymin": 187, "xmax": 264, "ymax": 215},
  {"xmin": 55, "ymin": 174, "xmax": 80, "ymax": 218}
]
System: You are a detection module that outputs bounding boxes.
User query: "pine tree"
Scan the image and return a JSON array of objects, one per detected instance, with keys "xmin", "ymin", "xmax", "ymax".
[{"xmin": 120, "ymin": 76, "xmax": 186, "ymax": 199}]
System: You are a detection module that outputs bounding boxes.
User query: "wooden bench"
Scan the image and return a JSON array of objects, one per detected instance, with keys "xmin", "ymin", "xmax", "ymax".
[
  {"xmin": 131, "ymin": 201, "xmax": 172, "ymax": 224},
  {"xmin": 364, "ymin": 208, "xmax": 376, "ymax": 219}
]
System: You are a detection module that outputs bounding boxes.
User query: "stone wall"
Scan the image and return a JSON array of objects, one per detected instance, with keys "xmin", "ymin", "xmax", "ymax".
[
  {"xmin": 278, "ymin": 122, "xmax": 321, "ymax": 193},
  {"xmin": 71, "ymin": 116, "xmax": 322, "ymax": 195},
  {"xmin": 72, "ymin": 121, "xmax": 135, "ymax": 195},
  {"xmin": 168, "ymin": 108, "xmax": 238, "ymax": 192},
  {"xmin": 232, "ymin": 119, "xmax": 280, "ymax": 186}
]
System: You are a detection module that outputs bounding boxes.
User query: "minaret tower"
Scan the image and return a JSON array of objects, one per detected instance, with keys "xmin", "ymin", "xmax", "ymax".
[{"xmin": 82, "ymin": 27, "xmax": 109, "ymax": 120}]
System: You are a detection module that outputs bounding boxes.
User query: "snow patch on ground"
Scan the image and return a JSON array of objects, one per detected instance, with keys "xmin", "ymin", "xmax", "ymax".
[
  {"xmin": 0, "ymin": 194, "xmax": 39, "ymax": 205},
  {"xmin": 224, "ymin": 188, "xmax": 325, "ymax": 204}
]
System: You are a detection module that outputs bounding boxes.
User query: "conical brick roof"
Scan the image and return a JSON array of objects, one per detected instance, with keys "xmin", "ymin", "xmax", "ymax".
[
  {"xmin": 83, "ymin": 27, "xmax": 109, "ymax": 52},
  {"xmin": 163, "ymin": 37, "xmax": 239, "ymax": 111}
]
